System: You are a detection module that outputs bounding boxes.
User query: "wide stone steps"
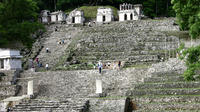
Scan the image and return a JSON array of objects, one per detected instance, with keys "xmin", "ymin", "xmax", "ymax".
[
  {"xmin": 143, "ymin": 76, "xmax": 184, "ymax": 83},
  {"xmin": 129, "ymin": 88, "xmax": 200, "ymax": 96},
  {"xmin": 11, "ymin": 99, "xmax": 88, "ymax": 112},
  {"xmin": 133, "ymin": 82, "xmax": 200, "ymax": 90},
  {"xmin": 134, "ymin": 95, "xmax": 200, "ymax": 104},
  {"xmin": 136, "ymin": 102, "xmax": 200, "ymax": 111},
  {"xmin": 124, "ymin": 61, "xmax": 158, "ymax": 66},
  {"xmin": 152, "ymin": 73, "xmax": 182, "ymax": 77},
  {"xmin": 131, "ymin": 67, "xmax": 200, "ymax": 111},
  {"xmin": 78, "ymin": 50, "xmax": 168, "ymax": 58}
]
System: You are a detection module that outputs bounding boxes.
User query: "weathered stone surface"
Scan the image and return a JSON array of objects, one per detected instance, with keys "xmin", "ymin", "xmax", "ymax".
[
  {"xmin": 0, "ymin": 70, "xmax": 20, "ymax": 100},
  {"xmin": 18, "ymin": 68, "xmax": 148, "ymax": 100},
  {"xmin": 129, "ymin": 58, "xmax": 200, "ymax": 111},
  {"xmin": 89, "ymin": 98, "xmax": 126, "ymax": 112},
  {"xmin": 69, "ymin": 18, "xmax": 180, "ymax": 67}
]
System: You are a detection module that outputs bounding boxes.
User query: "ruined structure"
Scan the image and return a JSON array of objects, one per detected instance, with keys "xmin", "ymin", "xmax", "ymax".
[
  {"xmin": 118, "ymin": 3, "xmax": 142, "ymax": 21},
  {"xmin": 96, "ymin": 7, "xmax": 114, "ymax": 23},
  {"xmin": 39, "ymin": 10, "xmax": 51, "ymax": 23},
  {"xmin": 66, "ymin": 9, "xmax": 85, "ymax": 24},
  {"xmin": 0, "ymin": 49, "xmax": 22, "ymax": 70},
  {"xmin": 51, "ymin": 11, "xmax": 66, "ymax": 23}
]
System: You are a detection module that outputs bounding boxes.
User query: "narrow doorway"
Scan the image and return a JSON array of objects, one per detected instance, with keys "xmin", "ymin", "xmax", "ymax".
[
  {"xmin": 72, "ymin": 17, "xmax": 75, "ymax": 23},
  {"xmin": 0, "ymin": 60, "xmax": 4, "ymax": 69},
  {"xmin": 130, "ymin": 13, "xmax": 133, "ymax": 20},
  {"xmin": 56, "ymin": 15, "xmax": 58, "ymax": 21},
  {"xmin": 103, "ymin": 15, "xmax": 106, "ymax": 22},
  {"xmin": 124, "ymin": 14, "xmax": 127, "ymax": 20}
]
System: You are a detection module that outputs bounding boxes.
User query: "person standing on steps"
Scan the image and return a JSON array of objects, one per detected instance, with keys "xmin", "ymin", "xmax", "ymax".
[
  {"xmin": 62, "ymin": 39, "xmax": 64, "ymax": 44},
  {"xmin": 98, "ymin": 61, "xmax": 103, "ymax": 74},
  {"xmin": 118, "ymin": 61, "xmax": 121, "ymax": 69},
  {"xmin": 45, "ymin": 63, "xmax": 49, "ymax": 70},
  {"xmin": 35, "ymin": 57, "xmax": 40, "ymax": 67},
  {"xmin": 46, "ymin": 48, "xmax": 49, "ymax": 53}
]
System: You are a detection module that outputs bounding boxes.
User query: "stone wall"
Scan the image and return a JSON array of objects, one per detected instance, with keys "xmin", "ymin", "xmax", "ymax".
[
  {"xmin": 18, "ymin": 68, "xmax": 148, "ymax": 100},
  {"xmin": 89, "ymin": 98, "xmax": 126, "ymax": 112},
  {"xmin": 69, "ymin": 18, "xmax": 180, "ymax": 67}
]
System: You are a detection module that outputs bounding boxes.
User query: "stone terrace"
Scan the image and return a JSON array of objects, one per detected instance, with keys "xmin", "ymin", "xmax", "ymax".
[
  {"xmin": 18, "ymin": 68, "xmax": 148, "ymax": 99},
  {"xmin": 126, "ymin": 59, "xmax": 200, "ymax": 111},
  {"xmin": 70, "ymin": 18, "xmax": 180, "ymax": 67},
  {"xmin": 0, "ymin": 70, "xmax": 20, "ymax": 101}
]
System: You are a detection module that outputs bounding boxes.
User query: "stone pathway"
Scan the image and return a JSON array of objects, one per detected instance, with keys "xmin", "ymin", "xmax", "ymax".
[{"xmin": 36, "ymin": 24, "xmax": 82, "ymax": 69}]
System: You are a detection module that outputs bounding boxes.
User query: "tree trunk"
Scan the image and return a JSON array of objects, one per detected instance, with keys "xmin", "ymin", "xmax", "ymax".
[
  {"xmin": 166, "ymin": 0, "xmax": 169, "ymax": 17},
  {"xmin": 155, "ymin": 0, "xmax": 158, "ymax": 16}
]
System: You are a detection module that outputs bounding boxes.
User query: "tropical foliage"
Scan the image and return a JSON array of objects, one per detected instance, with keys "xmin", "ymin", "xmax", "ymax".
[{"xmin": 0, "ymin": 0, "xmax": 43, "ymax": 48}]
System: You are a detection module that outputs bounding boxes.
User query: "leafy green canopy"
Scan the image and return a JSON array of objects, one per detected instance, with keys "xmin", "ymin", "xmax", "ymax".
[
  {"xmin": 0, "ymin": 0, "xmax": 43, "ymax": 48},
  {"xmin": 180, "ymin": 45, "xmax": 200, "ymax": 81},
  {"xmin": 172, "ymin": 0, "xmax": 200, "ymax": 39}
]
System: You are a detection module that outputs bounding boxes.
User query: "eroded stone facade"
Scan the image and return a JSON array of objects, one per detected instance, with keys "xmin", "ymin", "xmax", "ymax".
[
  {"xmin": 66, "ymin": 9, "xmax": 85, "ymax": 24},
  {"xmin": 51, "ymin": 11, "xmax": 66, "ymax": 23},
  {"xmin": 118, "ymin": 3, "xmax": 142, "ymax": 21},
  {"xmin": 40, "ymin": 10, "xmax": 51, "ymax": 23},
  {"xmin": 96, "ymin": 7, "xmax": 114, "ymax": 23},
  {"xmin": 0, "ymin": 49, "xmax": 22, "ymax": 70}
]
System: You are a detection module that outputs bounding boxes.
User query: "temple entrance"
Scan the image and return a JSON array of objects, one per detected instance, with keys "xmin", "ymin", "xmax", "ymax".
[
  {"xmin": 124, "ymin": 14, "xmax": 127, "ymax": 20},
  {"xmin": 72, "ymin": 17, "xmax": 75, "ymax": 23},
  {"xmin": 103, "ymin": 15, "xmax": 106, "ymax": 22},
  {"xmin": 0, "ymin": 59, "xmax": 4, "ymax": 69},
  {"xmin": 130, "ymin": 13, "xmax": 133, "ymax": 20},
  {"xmin": 56, "ymin": 15, "xmax": 58, "ymax": 21}
]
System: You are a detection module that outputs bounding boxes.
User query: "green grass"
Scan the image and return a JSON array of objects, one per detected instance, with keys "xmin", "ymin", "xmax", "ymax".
[{"xmin": 78, "ymin": 6, "xmax": 118, "ymax": 21}]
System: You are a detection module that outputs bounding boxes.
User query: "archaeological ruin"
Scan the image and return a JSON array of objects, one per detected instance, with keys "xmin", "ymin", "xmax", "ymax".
[
  {"xmin": 0, "ymin": 49, "xmax": 22, "ymax": 70},
  {"xmin": 118, "ymin": 3, "xmax": 142, "ymax": 21},
  {"xmin": 1, "ymin": 2, "xmax": 200, "ymax": 112},
  {"xmin": 50, "ymin": 11, "xmax": 66, "ymax": 23},
  {"xmin": 96, "ymin": 7, "xmax": 114, "ymax": 23},
  {"xmin": 40, "ymin": 10, "xmax": 51, "ymax": 23},
  {"xmin": 66, "ymin": 9, "xmax": 85, "ymax": 24}
]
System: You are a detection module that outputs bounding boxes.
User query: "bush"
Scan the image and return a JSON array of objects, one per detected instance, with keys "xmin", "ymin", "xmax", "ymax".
[{"xmin": 181, "ymin": 45, "xmax": 200, "ymax": 81}]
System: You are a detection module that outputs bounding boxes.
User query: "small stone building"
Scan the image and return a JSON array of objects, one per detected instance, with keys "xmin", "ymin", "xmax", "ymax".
[
  {"xmin": 51, "ymin": 11, "xmax": 66, "ymax": 23},
  {"xmin": 118, "ymin": 3, "xmax": 142, "ymax": 21},
  {"xmin": 96, "ymin": 7, "xmax": 114, "ymax": 23},
  {"xmin": 40, "ymin": 10, "xmax": 51, "ymax": 23},
  {"xmin": 66, "ymin": 9, "xmax": 85, "ymax": 24},
  {"xmin": 0, "ymin": 49, "xmax": 22, "ymax": 70}
]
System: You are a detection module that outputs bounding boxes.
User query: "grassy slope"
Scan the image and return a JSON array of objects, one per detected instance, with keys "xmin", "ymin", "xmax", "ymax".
[{"xmin": 78, "ymin": 6, "xmax": 118, "ymax": 20}]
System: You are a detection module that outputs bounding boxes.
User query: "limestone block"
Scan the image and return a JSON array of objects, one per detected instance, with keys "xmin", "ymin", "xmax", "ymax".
[
  {"xmin": 27, "ymin": 80, "xmax": 33, "ymax": 96},
  {"xmin": 96, "ymin": 80, "xmax": 102, "ymax": 94}
]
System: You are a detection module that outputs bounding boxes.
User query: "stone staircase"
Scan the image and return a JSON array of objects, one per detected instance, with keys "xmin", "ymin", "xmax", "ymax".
[
  {"xmin": 11, "ymin": 98, "xmax": 89, "ymax": 112},
  {"xmin": 69, "ymin": 19, "xmax": 179, "ymax": 67},
  {"xmin": 0, "ymin": 70, "xmax": 20, "ymax": 101},
  {"xmin": 129, "ymin": 70, "xmax": 200, "ymax": 111},
  {"xmin": 30, "ymin": 24, "xmax": 82, "ymax": 70}
]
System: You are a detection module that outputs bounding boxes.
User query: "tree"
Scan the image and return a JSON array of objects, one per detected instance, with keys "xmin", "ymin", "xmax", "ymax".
[
  {"xmin": 0, "ymin": 0, "xmax": 43, "ymax": 48},
  {"xmin": 172, "ymin": 0, "xmax": 200, "ymax": 38}
]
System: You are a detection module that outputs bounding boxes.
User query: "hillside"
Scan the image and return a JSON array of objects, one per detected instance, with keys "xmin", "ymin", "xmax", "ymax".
[
  {"xmin": 4, "ymin": 18, "xmax": 200, "ymax": 112},
  {"xmin": 55, "ymin": 18, "xmax": 180, "ymax": 70}
]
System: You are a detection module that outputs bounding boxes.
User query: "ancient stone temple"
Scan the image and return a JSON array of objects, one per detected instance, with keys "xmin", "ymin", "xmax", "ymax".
[
  {"xmin": 40, "ymin": 10, "xmax": 51, "ymax": 23},
  {"xmin": 118, "ymin": 3, "xmax": 142, "ymax": 21},
  {"xmin": 66, "ymin": 9, "xmax": 85, "ymax": 24},
  {"xmin": 0, "ymin": 49, "xmax": 22, "ymax": 70},
  {"xmin": 50, "ymin": 11, "xmax": 66, "ymax": 23},
  {"xmin": 96, "ymin": 7, "xmax": 114, "ymax": 23}
]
